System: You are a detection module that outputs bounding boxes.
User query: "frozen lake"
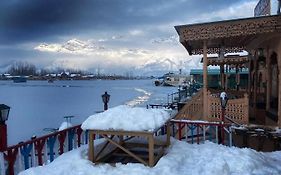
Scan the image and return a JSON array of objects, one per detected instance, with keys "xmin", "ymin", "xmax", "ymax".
[{"xmin": 0, "ymin": 80, "xmax": 177, "ymax": 145}]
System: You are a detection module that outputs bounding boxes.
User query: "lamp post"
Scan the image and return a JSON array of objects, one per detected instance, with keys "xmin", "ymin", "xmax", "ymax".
[
  {"xmin": 219, "ymin": 92, "xmax": 228, "ymax": 144},
  {"xmin": 102, "ymin": 91, "xmax": 110, "ymax": 111},
  {"xmin": 0, "ymin": 104, "xmax": 10, "ymax": 151}
]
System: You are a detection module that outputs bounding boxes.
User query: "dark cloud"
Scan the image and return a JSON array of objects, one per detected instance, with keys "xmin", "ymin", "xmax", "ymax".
[
  {"xmin": 0, "ymin": 0, "xmax": 258, "ymax": 74},
  {"xmin": 0, "ymin": 0, "xmax": 241, "ymax": 44}
]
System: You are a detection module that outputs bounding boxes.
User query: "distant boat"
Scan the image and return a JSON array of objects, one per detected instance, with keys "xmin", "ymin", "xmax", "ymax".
[
  {"xmin": 13, "ymin": 76, "xmax": 27, "ymax": 83},
  {"xmin": 162, "ymin": 72, "xmax": 189, "ymax": 87},
  {"xmin": 154, "ymin": 79, "xmax": 162, "ymax": 86},
  {"xmin": 47, "ymin": 79, "xmax": 54, "ymax": 83}
]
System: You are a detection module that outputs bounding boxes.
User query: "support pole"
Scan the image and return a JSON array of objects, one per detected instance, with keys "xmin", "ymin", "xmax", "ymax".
[
  {"xmin": 277, "ymin": 42, "xmax": 281, "ymax": 127},
  {"xmin": 220, "ymin": 65, "xmax": 225, "ymax": 90},
  {"xmin": 203, "ymin": 41, "xmax": 208, "ymax": 120},
  {"xmin": 88, "ymin": 131, "xmax": 94, "ymax": 162},
  {"xmin": 148, "ymin": 134, "xmax": 154, "ymax": 167},
  {"xmin": 0, "ymin": 124, "xmax": 7, "ymax": 151},
  {"xmin": 266, "ymin": 47, "xmax": 271, "ymax": 111}
]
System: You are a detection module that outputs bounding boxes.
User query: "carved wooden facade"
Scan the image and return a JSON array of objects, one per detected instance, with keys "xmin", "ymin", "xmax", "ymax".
[
  {"xmin": 175, "ymin": 15, "xmax": 281, "ymax": 55},
  {"xmin": 175, "ymin": 14, "xmax": 281, "ymax": 126},
  {"xmin": 206, "ymin": 55, "xmax": 249, "ymax": 66}
]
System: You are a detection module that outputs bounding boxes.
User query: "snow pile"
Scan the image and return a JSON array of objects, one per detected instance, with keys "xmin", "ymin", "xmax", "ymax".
[
  {"xmin": 81, "ymin": 105, "xmax": 171, "ymax": 131},
  {"xmin": 19, "ymin": 139, "xmax": 281, "ymax": 175},
  {"xmin": 58, "ymin": 121, "xmax": 72, "ymax": 131}
]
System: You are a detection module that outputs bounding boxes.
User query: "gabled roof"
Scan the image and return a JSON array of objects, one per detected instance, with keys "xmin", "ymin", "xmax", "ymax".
[{"xmin": 175, "ymin": 15, "xmax": 281, "ymax": 55}]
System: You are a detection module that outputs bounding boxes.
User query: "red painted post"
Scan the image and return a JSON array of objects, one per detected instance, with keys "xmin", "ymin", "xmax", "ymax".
[
  {"xmin": 4, "ymin": 148, "xmax": 18, "ymax": 175},
  {"xmin": 76, "ymin": 127, "xmax": 83, "ymax": 147},
  {"xmin": 221, "ymin": 123, "xmax": 225, "ymax": 145},
  {"xmin": 58, "ymin": 132, "xmax": 66, "ymax": 155},
  {"xmin": 34, "ymin": 139, "xmax": 46, "ymax": 165},
  {"xmin": 197, "ymin": 124, "xmax": 200, "ymax": 144},
  {"xmin": 0, "ymin": 124, "xmax": 7, "ymax": 151},
  {"xmin": 178, "ymin": 123, "xmax": 182, "ymax": 141},
  {"xmin": 221, "ymin": 109, "xmax": 225, "ymax": 145}
]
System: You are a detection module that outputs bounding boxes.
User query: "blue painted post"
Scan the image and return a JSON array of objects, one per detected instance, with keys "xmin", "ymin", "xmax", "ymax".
[
  {"xmin": 47, "ymin": 136, "xmax": 56, "ymax": 162},
  {"xmin": 187, "ymin": 124, "xmax": 196, "ymax": 144},
  {"xmin": 20, "ymin": 144, "xmax": 33, "ymax": 169},
  {"xmin": 68, "ymin": 129, "xmax": 75, "ymax": 151},
  {"xmin": 85, "ymin": 130, "xmax": 89, "ymax": 144}
]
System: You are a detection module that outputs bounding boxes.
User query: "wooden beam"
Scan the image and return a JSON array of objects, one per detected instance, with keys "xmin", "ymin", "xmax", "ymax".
[
  {"xmin": 278, "ymin": 42, "xmax": 281, "ymax": 127},
  {"xmin": 88, "ymin": 131, "xmax": 94, "ymax": 162},
  {"xmin": 148, "ymin": 135, "xmax": 154, "ymax": 167},
  {"xmin": 203, "ymin": 40, "xmax": 208, "ymax": 120},
  {"xmin": 166, "ymin": 123, "xmax": 171, "ymax": 146},
  {"xmin": 266, "ymin": 47, "xmax": 271, "ymax": 111},
  {"xmin": 91, "ymin": 130, "xmax": 153, "ymax": 137},
  {"xmin": 95, "ymin": 135, "xmax": 115, "ymax": 161}
]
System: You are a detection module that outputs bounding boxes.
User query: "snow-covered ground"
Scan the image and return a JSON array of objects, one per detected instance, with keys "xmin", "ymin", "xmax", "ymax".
[
  {"xmin": 19, "ymin": 139, "xmax": 281, "ymax": 175},
  {"xmin": 81, "ymin": 105, "xmax": 171, "ymax": 131}
]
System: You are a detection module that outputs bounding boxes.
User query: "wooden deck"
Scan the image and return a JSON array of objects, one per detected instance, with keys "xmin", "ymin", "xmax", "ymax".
[{"xmin": 88, "ymin": 123, "xmax": 171, "ymax": 167}]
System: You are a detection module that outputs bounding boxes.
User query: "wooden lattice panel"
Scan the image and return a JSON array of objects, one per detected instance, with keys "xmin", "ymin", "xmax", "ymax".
[
  {"xmin": 207, "ymin": 56, "xmax": 249, "ymax": 66},
  {"xmin": 207, "ymin": 91, "xmax": 249, "ymax": 124}
]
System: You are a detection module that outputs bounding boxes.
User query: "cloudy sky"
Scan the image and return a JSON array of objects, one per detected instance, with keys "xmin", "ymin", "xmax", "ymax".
[{"xmin": 0, "ymin": 0, "xmax": 259, "ymax": 75}]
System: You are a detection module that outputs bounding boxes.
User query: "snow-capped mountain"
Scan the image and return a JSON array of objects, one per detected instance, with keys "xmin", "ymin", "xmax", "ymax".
[{"xmin": 135, "ymin": 57, "xmax": 202, "ymax": 76}]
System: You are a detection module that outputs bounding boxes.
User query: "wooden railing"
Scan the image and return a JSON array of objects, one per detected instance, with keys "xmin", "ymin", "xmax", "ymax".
[
  {"xmin": 207, "ymin": 90, "xmax": 249, "ymax": 124},
  {"xmin": 0, "ymin": 125, "xmax": 88, "ymax": 175},
  {"xmin": 170, "ymin": 120, "xmax": 233, "ymax": 146},
  {"xmin": 174, "ymin": 89, "xmax": 203, "ymax": 120}
]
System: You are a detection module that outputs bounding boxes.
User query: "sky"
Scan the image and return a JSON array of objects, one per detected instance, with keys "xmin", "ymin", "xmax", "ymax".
[{"xmin": 0, "ymin": 0, "xmax": 260, "ymax": 76}]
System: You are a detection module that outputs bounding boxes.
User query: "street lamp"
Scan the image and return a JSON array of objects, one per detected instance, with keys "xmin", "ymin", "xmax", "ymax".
[
  {"xmin": 220, "ymin": 92, "xmax": 228, "ymax": 122},
  {"xmin": 0, "ymin": 104, "xmax": 10, "ymax": 151},
  {"xmin": 219, "ymin": 92, "xmax": 228, "ymax": 145},
  {"xmin": 102, "ymin": 91, "xmax": 110, "ymax": 111}
]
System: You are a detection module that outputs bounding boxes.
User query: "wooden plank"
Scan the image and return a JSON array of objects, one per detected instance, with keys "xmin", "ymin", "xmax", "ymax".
[
  {"xmin": 88, "ymin": 131, "xmax": 94, "ymax": 162},
  {"xmin": 154, "ymin": 147, "xmax": 165, "ymax": 164},
  {"xmin": 166, "ymin": 122, "xmax": 171, "ymax": 146},
  {"xmin": 112, "ymin": 152, "xmax": 149, "ymax": 159},
  {"xmin": 101, "ymin": 134, "xmax": 148, "ymax": 166},
  {"xmin": 124, "ymin": 142, "xmax": 163, "ymax": 149},
  {"xmin": 95, "ymin": 148, "xmax": 118, "ymax": 163},
  {"xmin": 91, "ymin": 130, "xmax": 153, "ymax": 137},
  {"xmin": 95, "ymin": 135, "xmax": 115, "ymax": 161},
  {"xmin": 148, "ymin": 135, "xmax": 154, "ymax": 167}
]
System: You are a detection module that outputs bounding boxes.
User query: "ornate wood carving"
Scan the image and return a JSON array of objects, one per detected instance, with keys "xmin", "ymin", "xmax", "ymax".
[{"xmin": 175, "ymin": 15, "xmax": 281, "ymax": 55}]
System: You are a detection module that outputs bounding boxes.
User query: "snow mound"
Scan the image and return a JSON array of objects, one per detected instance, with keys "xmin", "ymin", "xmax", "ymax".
[
  {"xmin": 81, "ymin": 105, "xmax": 171, "ymax": 131},
  {"xmin": 58, "ymin": 121, "xmax": 72, "ymax": 131},
  {"xmin": 19, "ymin": 140, "xmax": 281, "ymax": 175}
]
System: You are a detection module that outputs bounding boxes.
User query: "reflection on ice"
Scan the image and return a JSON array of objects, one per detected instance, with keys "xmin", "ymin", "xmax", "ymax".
[{"xmin": 125, "ymin": 88, "xmax": 152, "ymax": 107}]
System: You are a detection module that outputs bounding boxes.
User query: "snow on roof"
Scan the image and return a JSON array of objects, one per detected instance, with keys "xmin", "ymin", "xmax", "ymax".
[
  {"xmin": 19, "ymin": 139, "xmax": 281, "ymax": 175},
  {"xmin": 81, "ymin": 105, "xmax": 171, "ymax": 132}
]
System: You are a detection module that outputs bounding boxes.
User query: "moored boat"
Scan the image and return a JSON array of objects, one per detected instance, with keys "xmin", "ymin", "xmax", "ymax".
[{"xmin": 13, "ymin": 76, "xmax": 27, "ymax": 83}]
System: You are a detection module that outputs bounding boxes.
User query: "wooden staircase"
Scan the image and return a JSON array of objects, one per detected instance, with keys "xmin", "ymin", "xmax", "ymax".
[{"xmin": 174, "ymin": 89, "xmax": 203, "ymax": 120}]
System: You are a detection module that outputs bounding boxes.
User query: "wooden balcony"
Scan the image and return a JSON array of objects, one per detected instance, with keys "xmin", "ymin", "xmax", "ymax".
[{"xmin": 174, "ymin": 89, "xmax": 249, "ymax": 125}]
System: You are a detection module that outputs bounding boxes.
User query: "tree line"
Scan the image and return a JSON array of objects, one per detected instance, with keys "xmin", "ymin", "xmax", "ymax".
[{"xmin": 6, "ymin": 61, "xmax": 86, "ymax": 76}]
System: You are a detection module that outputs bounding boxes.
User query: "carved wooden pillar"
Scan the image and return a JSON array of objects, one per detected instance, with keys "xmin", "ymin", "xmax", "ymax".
[
  {"xmin": 266, "ymin": 48, "xmax": 271, "ymax": 111},
  {"xmin": 225, "ymin": 65, "xmax": 228, "ymax": 90},
  {"xmin": 253, "ymin": 51, "xmax": 258, "ymax": 117},
  {"xmin": 220, "ymin": 65, "xmax": 225, "ymax": 90},
  {"xmin": 278, "ymin": 44, "xmax": 281, "ymax": 127},
  {"xmin": 203, "ymin": 41, "xmax": 208, "ymax": 120},
  {"xmin": 248, "ymin": 60, "xmax": 251, "ymax": 94},
  {"xmin": 236, "ymin": 65, "xmax": 239, "ymax": 91}
]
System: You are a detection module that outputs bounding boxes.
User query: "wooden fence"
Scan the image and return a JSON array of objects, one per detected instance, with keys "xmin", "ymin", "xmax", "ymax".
[{"xmin": 0, "ymin": 125, "xmax": 88, "ymax": 175}]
